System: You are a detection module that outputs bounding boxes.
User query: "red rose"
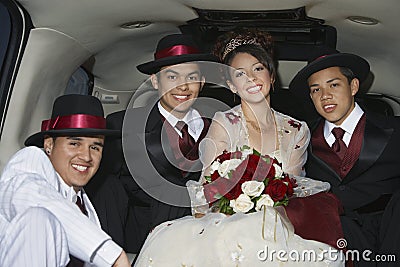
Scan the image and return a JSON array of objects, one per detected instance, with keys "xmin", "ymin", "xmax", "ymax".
[
  {"xmin": 232, "ymin": 158, "xmax": 249, "ymax": 180},
  {"xmin": 216, "ymin": 151, "xmax": 232, "ymax": 162},
  {"xmin": 204, "ymin": 184, "xmax": 220, "ymax": 203},
  {"xmin": 247, "ymin": 154, "xmax": 261, "ymax": 174},
  {"xmin": 210, "ymin": 170, "xmax": 220, "ymax": 181},
  {"xmin": 266, "ymin": 179, "xmax": 288, "ymax": 202},
  {"xmin": 231, "ymin": 151, "xmax": 242, "ymax": 159},
  {"xmin": 253, "ymin": 157, "xmax": 273, "ymax": 182},
  {"xmin": 266, "ymin": 164, "xmax": 275, "ymax": 180},
  {"xmin": 226, "ymin": 181, "xmax": 242, "ymax": 200},
  {"xmin": 228, "ymin": 165, "xmax": 251, "ymax": 199},
  {"xmin": 216, "ymin": 150, "xmax": 242, "ymax": 163},
  {"xmin": 204, "ymin": 178, "xmax": 234, "ymax": 201},
  {"xmin": 283, "ymin": 175, "xmax": 295, "ymax": 197}
]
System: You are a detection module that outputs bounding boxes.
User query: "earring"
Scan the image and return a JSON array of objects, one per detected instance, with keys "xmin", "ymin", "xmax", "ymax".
[{"xmin": 46, "ymin": 149, "xmax": 50, "ymax": 154}]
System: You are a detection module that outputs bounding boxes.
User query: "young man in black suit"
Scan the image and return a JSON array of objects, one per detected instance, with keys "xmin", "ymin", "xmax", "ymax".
[
  {"xmin": 86, "ymin": 34, "xmax": 217, "ymax": 254},
  {"xmin": 289, "ymin": 51, "xmax": 400, "ymax": 266}
]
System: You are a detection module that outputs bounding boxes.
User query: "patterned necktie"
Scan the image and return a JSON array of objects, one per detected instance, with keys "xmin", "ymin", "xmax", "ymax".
[
  {"xmin": 67, "ymin": 195, "xmax": 87, "ymax": 267},
  {"xmin": 332, "ymin": 127, "xmax": 347, "ymax": 159},
  {"xmin": 176, "ymin": 121, "xmax": 195, "ymax": 157}
]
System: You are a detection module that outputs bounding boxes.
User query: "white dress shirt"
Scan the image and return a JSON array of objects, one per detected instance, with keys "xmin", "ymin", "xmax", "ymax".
[
  {"xmin": 0, "ymin": 146, "xmax": 121, "ymax": 266},
  {"xmin": 158, "ymin": 101, "xmax": 204, "ymax": 141},
  {"xmin": 324, "ymin": 103, "xmax": 364, "ymax": 147}
]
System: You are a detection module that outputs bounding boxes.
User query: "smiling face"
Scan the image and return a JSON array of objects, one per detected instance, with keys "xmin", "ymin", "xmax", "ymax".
[
  {"xmin": 44, "ymin": 136, "xmax": 104, "ymax": 192},
  {"xmin": 308, "ymin": 66, "xmax": 359, "ymax": 125},
  {"xmin": 151, "ymin": 62, "xmax": 205, "ymax": 119},
  {"xmin": 227, "ymin": 52, "xmax": 273, "ymax": 104}
]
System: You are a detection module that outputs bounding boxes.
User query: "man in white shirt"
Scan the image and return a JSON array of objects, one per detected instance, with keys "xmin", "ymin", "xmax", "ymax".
[
  {"xmin": 290, "ymin": 50, "xmax": 400, "ymax": 266},
  {"xmin": 0, "ymin": 94, "xmax": 131, "ymax": 267}
]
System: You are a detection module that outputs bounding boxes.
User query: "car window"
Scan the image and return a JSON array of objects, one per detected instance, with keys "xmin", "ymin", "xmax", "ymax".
[
  {"xmin": 0, "ymin": 1, "xmax": 11, "ymax": 133},
  {"xmin": 64, "ymin": 67, "xmax": 94, "ymax": 95},
  {"xmin": 0, "ymin": 0, "xmax": 30, "ymax": 137},
  {"xmin": 0, "ymin": 3, "xmax": 10, "ymax": 70}
]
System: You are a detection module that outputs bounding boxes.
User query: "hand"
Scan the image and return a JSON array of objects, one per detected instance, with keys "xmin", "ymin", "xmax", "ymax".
[{"xmin": 112, "ymin": 251, "xmax": 131, "ymax": 267}]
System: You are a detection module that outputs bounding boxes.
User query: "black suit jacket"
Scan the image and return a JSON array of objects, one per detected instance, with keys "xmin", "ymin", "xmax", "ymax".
[
  {"xmin": 306, "ymin": 112, "xmax": 400, "ymax": 211},
  {"xmin": 87, "ymin": 104, "xmax": 210, "ymax": 253},
  {"xmin": 305, "ymin": 111, "xmax": 400, "ymax": 262}
]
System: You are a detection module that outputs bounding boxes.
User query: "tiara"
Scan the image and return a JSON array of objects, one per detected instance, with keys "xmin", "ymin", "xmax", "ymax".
[{"xmin": 222, "ymin": 37, "xmax": 260, "ymax": 60}]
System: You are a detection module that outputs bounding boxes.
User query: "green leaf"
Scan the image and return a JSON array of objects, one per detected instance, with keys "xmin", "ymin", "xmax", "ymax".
[
  {"xmin": 204, "ymin": 176, "xmax": 211, "ymax": 183},
  {"xmin": 253, "ymin": 148, "xmax": 261, "ymax": 156},
  {"xmin": 262, "ymin": 156, "xmax": 271, "ymax": 164},
  {"xmin": 218, "ymin": 197, "xmax": 234, "ymax": 215},
  {"xmin": 273, "ymin": 197, "xmax": 289, "ymax": 207},
  {"xmin": 214, "ymin": 193, "xmax": 223, "ymax": 199},
  {"xmin": 241, "ymin": 145, "xmax": 251, "ymax": 151}
]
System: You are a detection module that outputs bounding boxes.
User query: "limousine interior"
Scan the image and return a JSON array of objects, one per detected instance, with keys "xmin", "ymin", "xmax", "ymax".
[
  {"xmin": 0, "ymin": 0, "xmax": 399, "ymax": 262},
  {"xmin": 1, "ymin": 0, "xmax": 400, "ymax": 170}
]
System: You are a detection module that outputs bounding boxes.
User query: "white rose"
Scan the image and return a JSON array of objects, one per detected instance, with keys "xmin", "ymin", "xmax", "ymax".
[
  {"xmin": 255, "ymin": 194, "xmax": 274, "ymax": 211},
  {"xmin": 218, "ymin": 158, "xmax": 242, "ymax": 178},
  {"xmin": 230, "ymin": 194, "xmax": 254, "ymax": 213},
  {"xmin": 210, "ymin": 161, "xmax": 221, "ymax": 174},
  {"xmin": 273, "ymin": 163, "xmax": 283, "ymax": 177},
  {"xmin": 241, "ymin": 148, "xmax": 253, "ymax": 159},
  {"xmin": 241, "ymin": 180, "xmax": 265, "ymax": 197}
]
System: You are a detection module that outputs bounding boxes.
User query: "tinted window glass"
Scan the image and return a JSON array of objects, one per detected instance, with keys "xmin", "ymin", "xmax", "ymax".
[
  {"xmin": 0, "ymin": 2, "xmax": 11, "ymax": 121},
  {"xmin": 0, "ymin": 0, "xmax": 31, "ymax": 137}
]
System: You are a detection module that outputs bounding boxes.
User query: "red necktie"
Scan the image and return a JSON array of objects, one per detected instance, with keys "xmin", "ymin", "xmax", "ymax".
[
  {"xmin": 176, "ymin": 121, "xmax": 195, "ymax": 157},
  {"xmin": 332, "ymin": 127, "xmax": 347, "ymax": 159},
  {"xmin": 67, "ymin": 195, "xmax": 87, "ymax": 267},
  {"xmin": 75, "ymin": 195, "xmax": 88, "ymax": 216}
]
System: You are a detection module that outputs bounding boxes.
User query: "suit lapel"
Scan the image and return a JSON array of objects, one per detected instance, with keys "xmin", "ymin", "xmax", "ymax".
[
  {"xmin": 344, "ymin": 115, "xmax": 393, "ymax": 183},
  {"xmin": 310, "ymin": 114, "xmax": 394, "ymax": 184},
  {"xmin": 308, "ymin": 118, "xmax": 342, "ymax": 183},
  {"xmin": 143, "ymin": 106, "xmax": 180, "ymax": 176},
  {"xmin": 308, "ymin": 145, "xmax": 342, "ymax": 185}
]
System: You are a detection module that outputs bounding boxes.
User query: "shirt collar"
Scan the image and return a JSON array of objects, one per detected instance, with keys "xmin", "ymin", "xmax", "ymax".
[
  {"xmin": 56, "ymin": 172, "xmax": 81, "ymax": 203},
  {"xmin": 324, "ymin": 102, "xmax": 364, "ymax": 137},
  {"xmin": 157, "ymin": 101, "xmax": 202, "ymax": 134}
]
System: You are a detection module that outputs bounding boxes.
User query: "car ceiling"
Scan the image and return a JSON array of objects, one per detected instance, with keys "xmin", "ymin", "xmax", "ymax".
[
  {"xmin": 17, "ymin": 0, "xmax": 400, "ymax": 98},
  {"xmin": 1, "ymin": 0, "xmax": 398, "ymax": 171}
]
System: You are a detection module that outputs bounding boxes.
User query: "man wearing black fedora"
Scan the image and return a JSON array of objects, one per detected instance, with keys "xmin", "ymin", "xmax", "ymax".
[
  {"xmin": 290, "ymin": 50, "xmax": 400, "ymax": 265},
  {"xmin": 0, "ymin": 95, "xmax": 130, "ymax": 266},
  {"xmin": 87, "ymin": 34, "xmax": 217, "ymax": 254}
]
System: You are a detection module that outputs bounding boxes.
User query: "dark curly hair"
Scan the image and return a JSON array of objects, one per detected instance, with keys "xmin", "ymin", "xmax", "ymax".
[{"xmin": 213, "ymin": 28, "xmax": 276, "ymax": 81}]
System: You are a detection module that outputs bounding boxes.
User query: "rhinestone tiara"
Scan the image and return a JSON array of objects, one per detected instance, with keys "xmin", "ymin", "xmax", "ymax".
[{"xmin": 222, "ymin": 37, "xmax": 260, "ymax": 60}]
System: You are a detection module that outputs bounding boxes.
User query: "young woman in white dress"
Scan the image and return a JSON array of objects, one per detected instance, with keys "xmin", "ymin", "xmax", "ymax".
[{"xmin": 134, "ymin": 29, "xmax": 345, "ymax": 267}]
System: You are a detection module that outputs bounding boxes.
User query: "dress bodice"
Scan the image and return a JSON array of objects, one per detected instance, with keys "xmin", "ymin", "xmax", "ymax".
[{"xmin": 199, "ymin": 105, "xmax": 311, "ymax": 177}]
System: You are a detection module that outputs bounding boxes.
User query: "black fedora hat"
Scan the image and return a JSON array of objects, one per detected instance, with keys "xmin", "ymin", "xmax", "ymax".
[
  {"xmin": 136, "ymin": 34, "xmax": 218, "ymax": 75},
  {"xmin": 289, "ymin": 48, "xmax": 370, "ymax": 100},
  {"xmin": 25, "ymin": 94, "xmax": 120, "ymax": 147}
]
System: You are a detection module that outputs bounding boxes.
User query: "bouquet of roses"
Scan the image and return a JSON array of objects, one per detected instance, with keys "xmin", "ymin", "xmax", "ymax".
[{"xmin": 203, "ymin": 146, "xmax": 297, "ymax": 215}]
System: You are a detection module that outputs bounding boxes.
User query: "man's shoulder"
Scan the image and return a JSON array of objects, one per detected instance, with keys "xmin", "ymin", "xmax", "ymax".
[
  {"xmin": 106, "ymin": 106, "xmax": 156, "ymax": 130},
  {"xmin": 106, "ymin": 110, "xmax": 125, "ymax": 130},
  {"xmin": 365, "ymin": 111, "xmax": 400, "ymax": 129}
]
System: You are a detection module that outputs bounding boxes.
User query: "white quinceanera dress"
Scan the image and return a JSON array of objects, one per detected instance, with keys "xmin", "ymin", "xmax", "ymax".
[{"xmin": 134, "ymin": 106, "xmax": 345, "ymax": 266}]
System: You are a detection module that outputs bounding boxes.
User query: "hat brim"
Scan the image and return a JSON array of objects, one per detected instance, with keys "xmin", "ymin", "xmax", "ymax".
[
  {"xmin": 289, "ymin": 53, "xmax": 370, "ymax": 100},
  {"xmin": 137, "ymin": 54, "xmax": 218, "ymax": 75},
  {"xmin": 24, "ymin": 128, "xmax": 121, "ymax": 147}
]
